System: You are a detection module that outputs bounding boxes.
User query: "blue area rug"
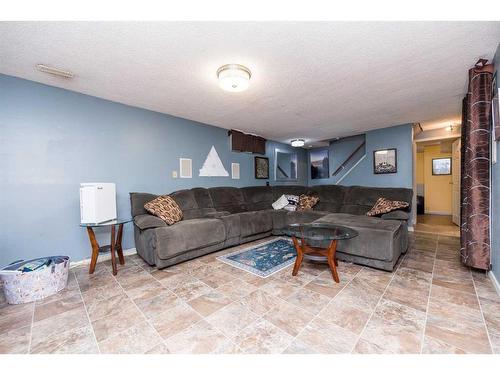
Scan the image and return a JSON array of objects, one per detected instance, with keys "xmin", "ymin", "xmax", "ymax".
[{"xmin": 217, "ymin": 238, "xmax": 296, "ymax": 278}]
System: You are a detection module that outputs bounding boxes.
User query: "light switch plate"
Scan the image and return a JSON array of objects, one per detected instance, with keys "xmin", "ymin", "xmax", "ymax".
[{"xmin": 172, "ymin": 170, "xmax": 178, "ymax": 178}]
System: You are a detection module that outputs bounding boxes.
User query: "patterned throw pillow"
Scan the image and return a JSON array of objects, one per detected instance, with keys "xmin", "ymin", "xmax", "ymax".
[
  {"xmin": 144, "ymin": 195, "xmax": 183, "ymax": 225},
  {"xmin": 366, "ymin": 197, "xmax": 409, "ymax": 217},
  {"xmin": 297, "ymin": 194, "xmax": 320, "ymax": 211},
  {"xmin": 283, "ymin": 194, "xmax": 299, "ymax": 211}
]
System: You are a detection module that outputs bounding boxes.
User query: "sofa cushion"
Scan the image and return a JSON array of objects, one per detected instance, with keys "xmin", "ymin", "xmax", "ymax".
[
  {"xmin": 366, "ymin": 197, "xmax": 410, "ymax": 217},
  {"xmin": 203, "ymin": 210, "xmax": 231, "ymax": 218},
  {"xmin": 209, "ymin": 187, "xmax": 248, "ymax": 213},
  {"xmin": 134, "ymin": 214, "xmax": 167, "ymax": 230},
  {"xmin": 271, "ymin": 185, "xmax": 307, "ymax": 201},
  {"xmin": 144, "ymin": 195, "xmax": 183, "ymax": 225},
  {"xmin": 381, "ymin": 210, "xmax": 410, "ymax": 221},
  {"xmin": 272, "ymin": 209, "xmax": 331, "ymax": 233},
  {"xmin": 191, "ymin": 188, "xmax": 214, "ymax": 210},
  {"xmin": 307, "ymin": 185, "xmax": 347, "ymax": 213},
  {"xmin": 284, "ymin": 210, "xmax": 331, "ymax": 227},
  {"xmin": 339, "ymin": 204, "xmax": 373, "ymax": 215},
  {"xmin": 154, "ymin": 218, "xmax": 226, "ymax": 260},
  {"xmin": 217, "ymin": 213, "xmax": 241, "ymax": 239},
  {"xmin": 341, "ymin": 185, "xmax": 412, "ymax": 213},
  {"xmin": 170, "ymin": 189, "xmax": 203, "ymax": 220},
  {"xmin": 130, "ymin": 192, "xmax": 159, "ymax": 217},
  {"xmin": 238, "ymin": 210, "xmax": 273, "ymax": 238},
  {"xmin": 241, "ymin": 186, "xmax": 273, "ymax": 211},
  {"xmin": 314, "ymin": 213, "xmax": 402, "ymax": 262}
]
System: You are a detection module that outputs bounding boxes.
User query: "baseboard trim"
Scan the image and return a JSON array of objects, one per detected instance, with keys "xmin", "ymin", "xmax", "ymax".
[
  {"xmin": 69, "ymin": 248, "xmax": 137, "ymax": 269},
  {"xmin": 489, "ymin": 271, "xmax": 500, "ymax": 297},
  {"xmin": 423, "ymin": 211, "xmax": 452, "ymax": 215}
]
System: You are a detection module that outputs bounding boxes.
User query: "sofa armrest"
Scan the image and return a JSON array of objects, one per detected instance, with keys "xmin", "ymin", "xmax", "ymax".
[
  {"xmin": 203, "ymin": 211, "xmax": 231, "ymax": 218},
  {"xmin": 380, "ymin": 210, "xmax": 409, "ymax": 221},
  {"xmin": 134, "ymin": 214, "xmax": 167, "ymax": 229}
]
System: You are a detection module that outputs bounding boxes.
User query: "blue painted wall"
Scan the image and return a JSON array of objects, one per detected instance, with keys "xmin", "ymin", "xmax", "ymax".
[
  {"xmin": 0, "ymin": 74, "xmax": 307, "ymax": 265},
  {"xmin": 491, "ymin": 43, "xmax": 500, "ymax": 282},
  {"xmin": 308, "ymin": 124, "xmax": 414, "ymax": 189},
  {"xmin": 309, "ymin": 135, "xmax": 366, "ymax": 186}
]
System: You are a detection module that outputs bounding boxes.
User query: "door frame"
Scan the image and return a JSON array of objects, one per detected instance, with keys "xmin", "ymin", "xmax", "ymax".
[{"xmin": 412, "ymin": 134, "xmax": 461, "ymax": 227}]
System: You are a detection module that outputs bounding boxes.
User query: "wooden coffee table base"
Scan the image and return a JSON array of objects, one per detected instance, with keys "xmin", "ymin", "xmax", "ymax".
[{"xmin": 291, "ymin": 236, "xmax": 340, "ymax": 283}]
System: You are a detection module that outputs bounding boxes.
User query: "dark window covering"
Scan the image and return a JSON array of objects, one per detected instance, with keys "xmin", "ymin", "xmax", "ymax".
[{"xmin": 460, "ymin": 60, "xmax": 494, "ymax": 270}]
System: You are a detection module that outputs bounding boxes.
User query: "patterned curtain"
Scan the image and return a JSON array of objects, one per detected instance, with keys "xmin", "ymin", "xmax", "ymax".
[{"xmin": 460, "ymin": 60, "xmax": 494, "ymax": 270}]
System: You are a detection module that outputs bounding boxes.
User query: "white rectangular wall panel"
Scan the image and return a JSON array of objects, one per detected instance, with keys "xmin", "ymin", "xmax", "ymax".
[
  {"xmin": 231, "ymin": 163, "xmax": 240, "ymax": 179},
  {"xmin": 179, "ymin": 158, "xmax": 192, "ymax": 178}
]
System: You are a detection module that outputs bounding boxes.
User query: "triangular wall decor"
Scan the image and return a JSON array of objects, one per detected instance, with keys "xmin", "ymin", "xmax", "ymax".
[{"xmin": 199, "ymin": 146, "xmax": 229, "ymax": 177}]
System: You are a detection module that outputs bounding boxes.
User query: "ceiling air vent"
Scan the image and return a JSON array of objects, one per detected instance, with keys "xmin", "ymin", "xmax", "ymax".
[{"xmin": 36, "ymin": 64, "xmax": 74, "ymax": 79}]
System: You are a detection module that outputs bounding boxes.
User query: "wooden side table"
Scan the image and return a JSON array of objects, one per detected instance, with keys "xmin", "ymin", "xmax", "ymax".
[{"xmin": 80, "ymin": 218, "xmax": 132, "ymax": 275}]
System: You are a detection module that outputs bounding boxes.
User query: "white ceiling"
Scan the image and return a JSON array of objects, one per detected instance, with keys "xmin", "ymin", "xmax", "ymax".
[{"xmin": 1, "ymin": 22, "xmax": 499, "ymax": 143}]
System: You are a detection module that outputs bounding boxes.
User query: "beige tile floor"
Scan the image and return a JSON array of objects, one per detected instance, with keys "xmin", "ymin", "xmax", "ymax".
[
  {"xmin": 415, "ymin": 214, "xmax": 460, "ymax": 237},
  {"xmin": 1, "ymin": 232, "xmax": 499, "ymax": 354}
]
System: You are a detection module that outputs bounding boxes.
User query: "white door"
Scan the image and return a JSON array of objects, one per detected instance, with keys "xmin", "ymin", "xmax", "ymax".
[{"xmin": 452, "ymin": 139, "xmax": 461, "ymax": 225}]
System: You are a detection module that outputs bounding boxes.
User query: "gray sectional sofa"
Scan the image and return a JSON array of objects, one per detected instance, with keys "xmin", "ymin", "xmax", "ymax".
[{"xmin": 130, "ymin": 184, "xmax": 413, "ymax": 271}]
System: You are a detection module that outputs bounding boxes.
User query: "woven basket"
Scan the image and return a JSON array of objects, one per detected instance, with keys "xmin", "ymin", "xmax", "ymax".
[{"xmin": 0, "ymin": 256, "xmax": 70, "ymax": 304}]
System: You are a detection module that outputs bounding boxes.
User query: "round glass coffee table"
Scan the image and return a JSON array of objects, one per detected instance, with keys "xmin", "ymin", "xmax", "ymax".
[{"xmin": 285, "ymin": 223, "xmax": 358, "ymax": 283}]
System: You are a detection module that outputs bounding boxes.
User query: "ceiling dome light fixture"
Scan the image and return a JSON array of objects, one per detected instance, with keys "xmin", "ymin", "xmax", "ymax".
[
  {"xmin": 291, "ymin": 139, "xmax": 305, "ymax": 147},
  {"xmin": 217, "ymin": 64, "xmax": 251, "ymax": 92}
]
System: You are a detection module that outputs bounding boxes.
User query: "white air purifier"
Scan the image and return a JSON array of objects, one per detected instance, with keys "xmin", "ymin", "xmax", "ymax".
[{"xmin": 79, "ymin": 183, "xmax": 117, "ymax": 224}]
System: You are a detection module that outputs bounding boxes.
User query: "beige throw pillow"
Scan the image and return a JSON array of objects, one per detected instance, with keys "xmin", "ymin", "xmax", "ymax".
[{"xmin": 144, "ymin": 195, "xmax": 183, "ymax": 225}]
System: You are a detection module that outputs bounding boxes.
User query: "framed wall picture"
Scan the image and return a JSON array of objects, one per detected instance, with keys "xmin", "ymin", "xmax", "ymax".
[
  {"xmin": 254, "ymin": 156, "xmax": 269, "ymax": 179},
  {"xmin": 373, "ymin": 148, "xmax": 397, "ymax": 174},
  {"xmin": 310, "ymin": 149, "xmax": 329, "ymax": 179},
  {"xmin": 432, "ymin": 157, "xmax": 452, "ymax": 175}
]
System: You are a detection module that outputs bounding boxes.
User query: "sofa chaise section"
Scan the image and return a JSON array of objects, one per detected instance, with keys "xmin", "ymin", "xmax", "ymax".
[{"xmin": 315, "ymin": 213, "xmax": 404, "ymax": 271}]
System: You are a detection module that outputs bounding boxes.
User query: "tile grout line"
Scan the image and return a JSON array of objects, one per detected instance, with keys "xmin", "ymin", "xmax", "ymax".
[
  {"xmin": 418, "ymin": 234, "xmax": 439, "ymax": 353},
  {"xmin": 280, "ymin": 265, "xmax": 363, "ymax": 353},
  {"xmin": 471, "ymin": 270, "xmax": 494, "ymax": 354},
  {"xmin": 74, "ymin": 270, "xmax": 101, "ymax": 354},
  {"xmin": 27, "ymin": 301, "xmax": 35, "ymax": 354},
  {"xmin": 204, "ymin": 260, "xmax": 303, "ymax": 353},
  {"xmin": 128, "ymin": 257, "xmax": 246, "ymax": 353},
  {"xmin": 156, "ymin": 259, "xmax": 245, "ymax": 352},
  {"xmin": 230, "ymin": 263, "xmax": 357, "ymax": 354},
  {"xmin": 168, "ymin": 272, "xmax": 247, "ymax": 354},
  {"xmin": 173, "ymin": 249, "xmax": 331, "ymax": 354},
  {"xmin": 109, "ymin": 257, "xmax": 172, "ymax": 353},
  {"xmin": 349, "ymin": 241, "xmax": 413, "ymax": 354},
  {"xmin": 228, "ymin": 265, "xmax": 307, "ymax": 353},
  {"xmin": 193, "ymin": 255, "xmax": 355, "ymax": 353},
  {"xmin": 76, "ymin": 262, "xmax": 145, "ymax": 345}
]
